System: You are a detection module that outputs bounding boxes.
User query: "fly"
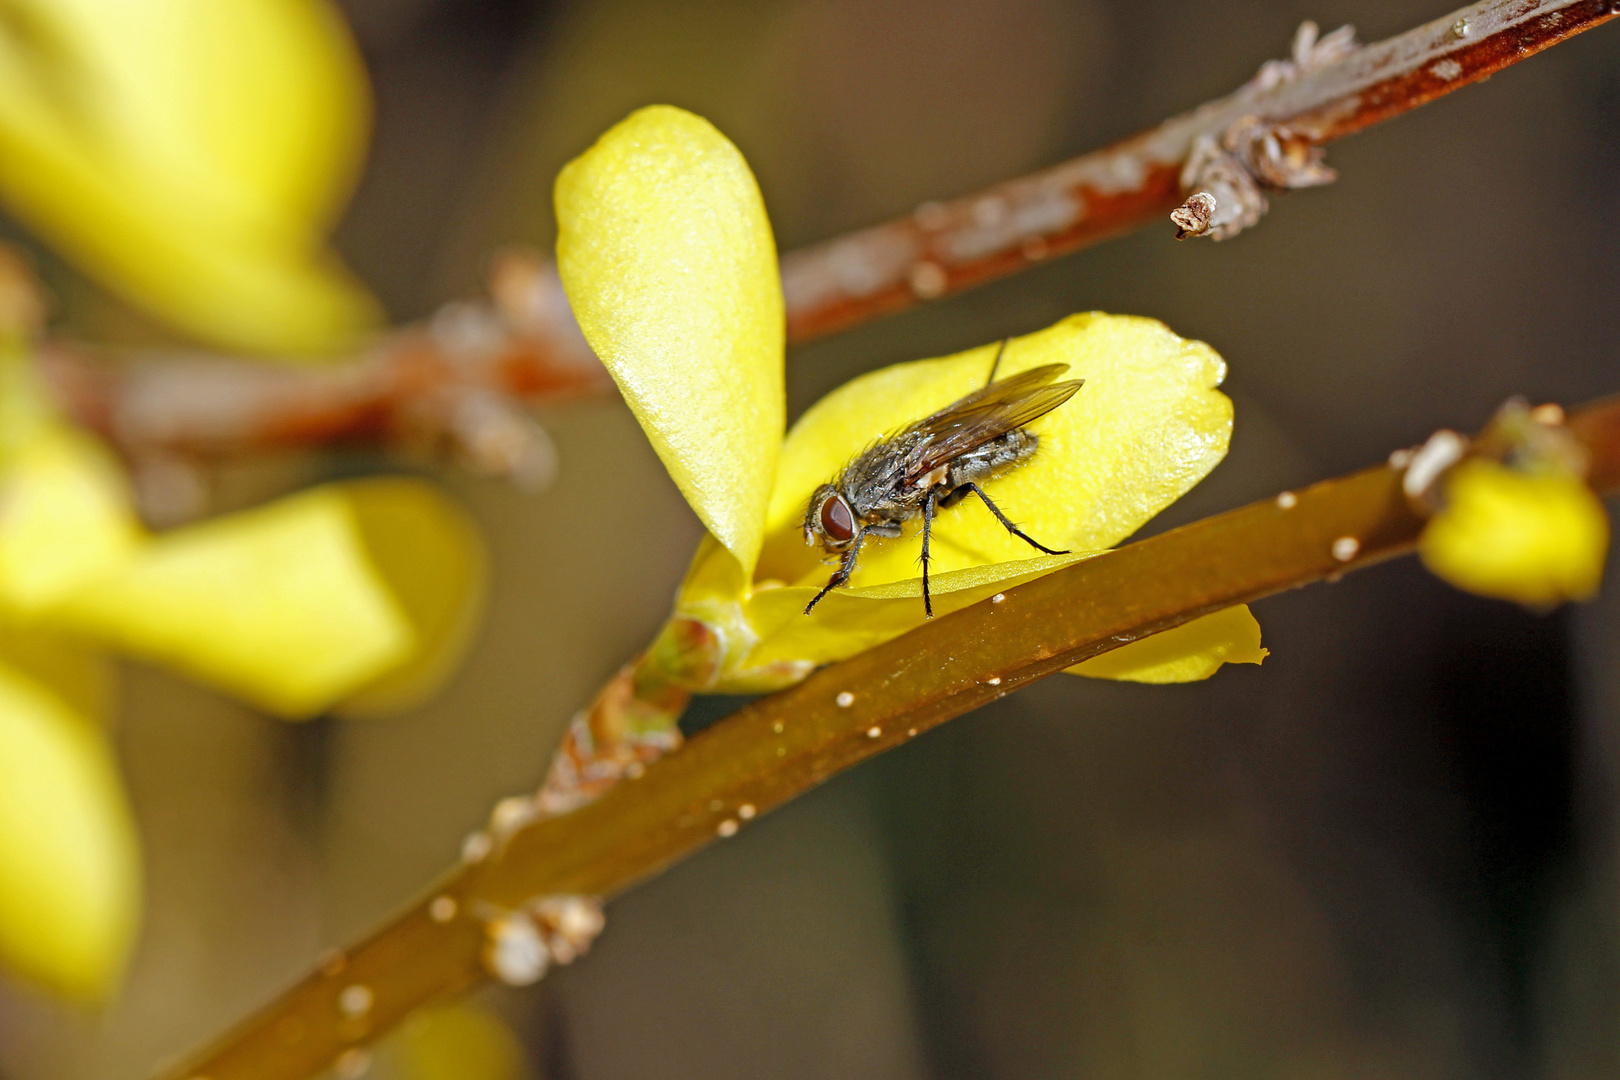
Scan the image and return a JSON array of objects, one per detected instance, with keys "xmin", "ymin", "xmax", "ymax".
[{"xmin": 802, "ymin": 341, "xmax": 1084, "ymax": 617}]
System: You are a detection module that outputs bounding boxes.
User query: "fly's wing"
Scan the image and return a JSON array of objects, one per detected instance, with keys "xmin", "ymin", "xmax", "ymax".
[
  {"xmin": 902, "ymin": 364, "xmax": 1083, "ymax": 484},
  {"xmin": 915, "ymin": 363, "xmax": 1070, "ymax": 422}
]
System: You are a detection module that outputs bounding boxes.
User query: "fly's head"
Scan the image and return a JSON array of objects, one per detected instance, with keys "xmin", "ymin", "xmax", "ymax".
[{"xmin": 804, "ymin": 483, "xmax": 858, "ymax": 553}]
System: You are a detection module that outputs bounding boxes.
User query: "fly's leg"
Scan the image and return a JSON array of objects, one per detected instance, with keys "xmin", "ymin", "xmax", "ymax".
[
  {"xmin": 984, "ymin": 338, "xmax": 1009, "ymax": 386},
  {"xmin": 920, "ymin": 490, "xmax": 938, "ymax": 618},
  {"xmin": 956, "ymin": 482, "xmax": 1070, "ymax": 555},
  {"xmin": 804, "ymin": 528, "xmax": 869, "ymax": 614}
]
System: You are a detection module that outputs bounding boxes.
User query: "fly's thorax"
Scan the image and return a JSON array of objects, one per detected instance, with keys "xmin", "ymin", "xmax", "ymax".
[{"xmin": 842, "ymin": 433, "xmax": 923, "ymax": 503}]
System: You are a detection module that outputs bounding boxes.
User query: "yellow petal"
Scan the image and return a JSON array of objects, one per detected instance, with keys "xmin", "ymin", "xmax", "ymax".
[
  {"xmin": 0, "ymin": 655, "xmax": 138, "ymax": 1000},
  {"xmin": 382, "ymin": 1003, "xmax": 528, "ymax": 1080},
  {"xmin": 0, "ymin": 0, "xmax": 379, "ymax": 354},
  {"xmin": 0, "ymin": 427, "xmax": 143, "ymax": 616},
  {"xmin": 1067, "ymin": 604, "xmax": 1267, "ymax": 683},
  {"xmin": 1420, "ymin": 459, "xmax": 1609, "ymax": 606},
  {"xmin": 332, "ymin": 479, "xmax": 487, "ymax": 718},
  {"xmin": 55, "ymin": 479, "xmax": 483, "ymax": 719},
  {"xmin": 556, "ymin": 105, "xmax": 783, "ymax": 577},
  {"xmin": 758, "ymin": 314, "xmax": 1231, "ymax": 590}
]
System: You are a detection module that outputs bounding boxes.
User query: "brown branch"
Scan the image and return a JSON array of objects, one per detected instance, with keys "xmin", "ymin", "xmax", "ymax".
[
  {"xmin": 37, "ymin": 252, "xmax": 611, "ymax": 471},
  {"xmin": 40, "ymin": 0, "xmax": 1617, "ymax": 469},
  {"xmin": 781, "ymin": 0, "xmax": 1618, "ymax": 329},
  {"xmin": 152, "ymin": 392, "xmax": 1620, "ymax": 1080}
]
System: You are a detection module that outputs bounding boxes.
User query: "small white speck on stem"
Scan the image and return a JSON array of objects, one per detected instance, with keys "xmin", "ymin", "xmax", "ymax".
[
  {"xmin": 1402, "ymin": 429, "xmax": 1467, "ymax": 500},
  {"xmin": 1431, "ymin": 58, "xmax": 1463, "ymax": 80},
  {"xmin": 835, "ymin": 691, "xmax": 854, "ymax": 707},
  {"xmin": 1331, "ymin": 536, "xmax": 1360, "ymax": 562},
  {"xmin": 908, "ymin": 261, "xmax": 947, "ymax": 298},
  {"xmin": 717, "ymin": 819, "xmax": 739, "ymax": 837},
  {"xmin": 738, "ymin": 803, "xmax": 756, "ymax": 820},
  {"xmin": 866, "ymin": 726, "xmax": 882, "ymax": 739},
  {"xmin": 988, "ymin": 676, "xmax": 1002, "ymax": 686},
  {"xmin": 972, "ymin": 195, "xmax": 1007, "ymax": 227},
  {"xmin": 337, "ymin": 984, "xmax": 373, "ymax": 1018},
  {"xmin": 489, "ymin": 795, "xmax": 536, "ymax": 835},
  {"xmin": 461, "ymin": 830, "xmax": 492, "ymax": 864},
  {"xmin": 429, "ymin": 896, "xmax": 457, "ymax": 922},
  {"xmin": 991, "ymin": 593, "xmax": 1005, "ymax": 604},
  {"xmin": 483, "ymin": 912, "xmax": 548, "ymax": 986},
  {"xmin": 334, "ymin": 1048, "xmax": 372, "ymax": 1080},
  {"xmin": 532, "ymin": 896, "xmax": 606, "ymax": 965},
  {"xmin": 1275, "ymin": 491, "xmax": 1297, "ymax": 509},
  {"xmin": 913, "ymin": 201, "xmax": 949, "ymax": 230}
]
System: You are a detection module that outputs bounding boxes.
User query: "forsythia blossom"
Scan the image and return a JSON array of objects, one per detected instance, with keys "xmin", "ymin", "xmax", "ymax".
[
  {"xmin": 555, "ymin": 105, "xmax": 1265, "ymax": 694},
  {"xmin": 0, "ymin": 0, "xmax": 380, "ymax": 355},
  {"xmin": 1420, "ymin": 450, "xmax": 1608, "ymax": 607},
  {"xmin": 0, "ymin": 341, "xmax": 483, "ymax": 998}
]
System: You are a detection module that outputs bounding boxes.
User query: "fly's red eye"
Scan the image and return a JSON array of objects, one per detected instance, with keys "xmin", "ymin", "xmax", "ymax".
[{"xmin": 820, "ymin": 495, "xmax": 855, "ymax": 542}]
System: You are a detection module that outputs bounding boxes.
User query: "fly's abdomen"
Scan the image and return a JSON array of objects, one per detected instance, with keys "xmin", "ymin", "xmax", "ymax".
[{"xmin": 944, "ymin": 428, "xmax": 1038, "ymax": 489}]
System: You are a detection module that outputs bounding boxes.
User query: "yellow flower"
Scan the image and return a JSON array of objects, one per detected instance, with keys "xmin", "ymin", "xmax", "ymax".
[
  {"xmin": 0, "ymin": 629, "xmax": 135, "ymax": 1002},
  {"xmin": 377, "ymin": 1002, "xmax": 530, "ymax": 1080},
  {"xmin": 0, "ymin": 0, "xmax": 380, "ymax": 355},
  {"xmin": 0, "ymin": 348, "xmax": 485, "ymax": 719},
  {"xmin": 557, "ymin": 105, "xmax": 1262, "ymax": 693},
  {"xmin": 1421, "ymin": 458, "xmax": 1608, "ymax": 606},
  {"xmin": 0, "ymin": 341, "xmax": 485, "ymax": 997}
]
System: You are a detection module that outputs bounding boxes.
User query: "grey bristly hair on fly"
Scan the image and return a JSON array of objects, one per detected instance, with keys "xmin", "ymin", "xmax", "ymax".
[{"xmin": 802, "ymin": 339, "xmax": 1084, "ymax": 618}]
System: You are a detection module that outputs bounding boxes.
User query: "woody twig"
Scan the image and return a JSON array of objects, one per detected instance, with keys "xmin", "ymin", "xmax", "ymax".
[
  {"xmin": 37, "ymin": 251, "xmax": 610, "ymax": 503},
  {"xmin": 35, "ymin": 0, "xmax": 1617, "ymax": 474}
]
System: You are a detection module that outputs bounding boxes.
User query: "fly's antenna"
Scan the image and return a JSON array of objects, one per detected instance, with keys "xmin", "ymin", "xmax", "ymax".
[{"xmin": 984, "ymin": 338, "xmax": 1009, "ymax": 386}]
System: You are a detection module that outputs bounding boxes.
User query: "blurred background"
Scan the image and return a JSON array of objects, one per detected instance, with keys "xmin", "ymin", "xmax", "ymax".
[{"xmin": 1, "ymin": 0, "xmax": 1618, "ymax": 1076}]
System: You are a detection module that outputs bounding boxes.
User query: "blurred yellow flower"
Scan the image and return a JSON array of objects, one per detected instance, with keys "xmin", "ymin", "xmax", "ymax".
[
  {"xmin": 557, "ymin": 105, "xmax": 1262, "ymax": 693},
  {"xmin": 378, "ymin": 1002, "xmax": 531, "ymax": 1080},
  {"xmin": 0, "ymin": 339, "xmax": 485, "ymax": 997},
  {"xmin": 0, "ymin": 631, "xmax": 135, "ymax": 1002},
  {"xmin": 1420, "ymin": 458, "xmax": 1609, "ymax": 606},
  {"xmin": 0, "ymin": 0, "xmax": 380, "ymax": 354},
  {"xmin": 0, "ymin": 372, "xmax": 486, "ymax": 719},
  {"xmin": 54, "ymin": 476, "xmax": 486, "ymax": 719}
]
